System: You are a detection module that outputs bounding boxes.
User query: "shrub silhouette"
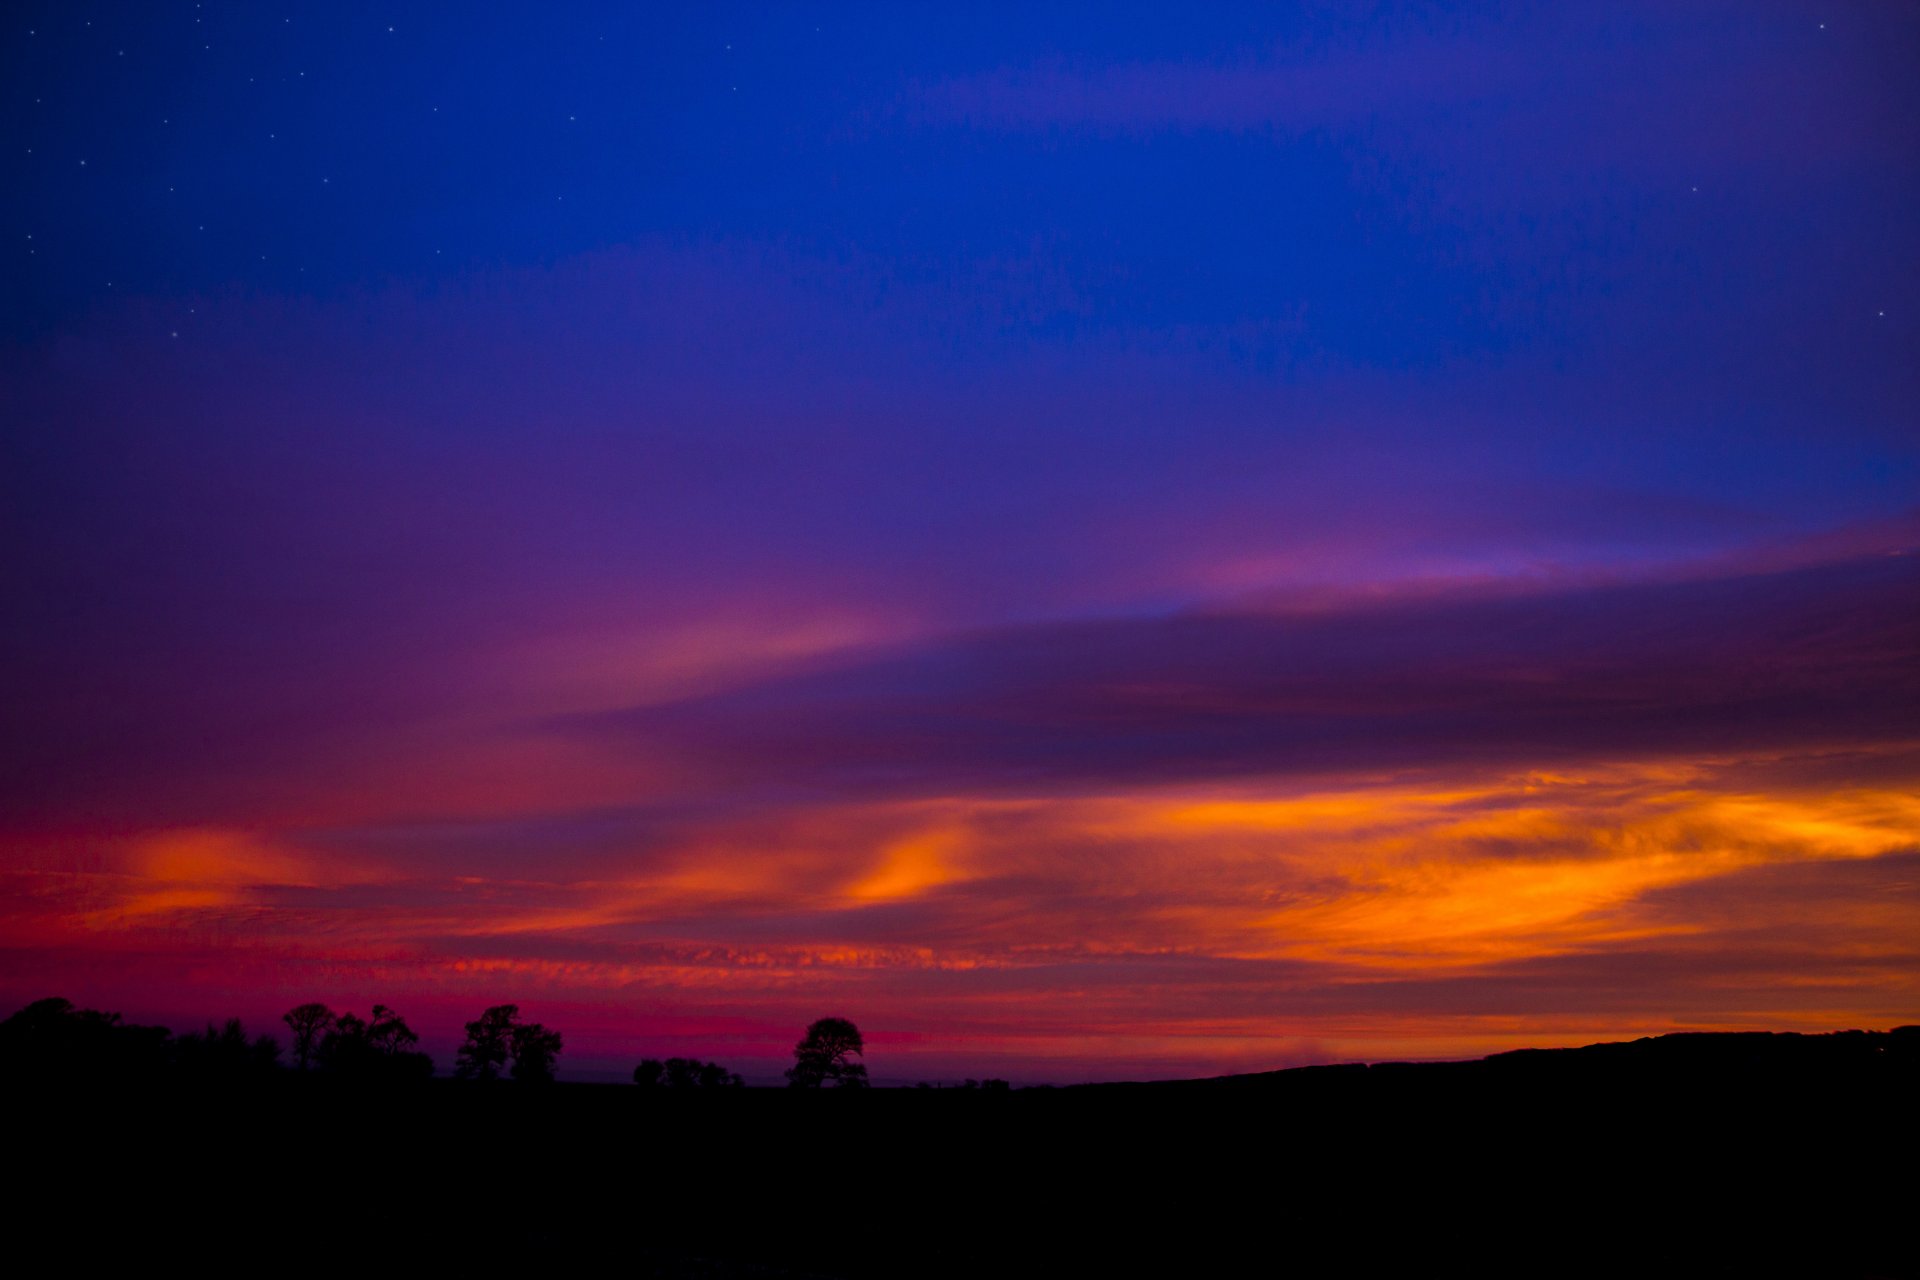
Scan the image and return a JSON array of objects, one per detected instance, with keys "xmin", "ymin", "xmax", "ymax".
[
  {"xmin": 698, "ymin": 1059, "xmax": 744, "ymax": 1088},
  {"xmin": 0, "ymin": 997, "xmax": 171, "ymax": 1079},
  {"xmin": 786, "ymin": 1016, "xmax": 868, "ymax": 1088},
  {"xmin": 173, "ymin": 1018, "xmax": 282, "ymax": 1076},
  {"xmin": 633, "ymin": 1056, "xmax": 745, "ymax": 1088}
]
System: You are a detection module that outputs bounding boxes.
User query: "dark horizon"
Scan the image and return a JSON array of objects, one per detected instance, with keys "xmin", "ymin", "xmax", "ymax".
[
  {"xmin": 7, "ymin": 992, "xmax": 1915, "ymax": 1091},
  {"xmin": 12, "ymin": 1003, "xmax": 1913, "ymax": 1278}
]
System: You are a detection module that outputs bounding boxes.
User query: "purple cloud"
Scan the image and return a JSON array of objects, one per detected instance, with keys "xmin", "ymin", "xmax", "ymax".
[{"xmin": 591, "ymin": 550, "xmax": 1920, "ymax": 798}]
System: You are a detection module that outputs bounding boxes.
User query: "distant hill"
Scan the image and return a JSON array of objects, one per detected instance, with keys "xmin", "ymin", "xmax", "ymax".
[{"xmin": 1089, "ymin": 1024, "xmax": 1920, "ymax": 1089}]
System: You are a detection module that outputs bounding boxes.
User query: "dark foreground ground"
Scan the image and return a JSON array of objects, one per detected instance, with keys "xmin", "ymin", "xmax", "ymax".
[{"xmin": 12, "ymin": 1028, "xmax": 1918, "ymax": 1278}]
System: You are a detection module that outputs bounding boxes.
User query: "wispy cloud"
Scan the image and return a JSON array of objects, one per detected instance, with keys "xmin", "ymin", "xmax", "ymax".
[
  {"xmin": 6, "ymin": 543, "xmax": 1914, "ymax": 1078},
  {"xmin": 593, "ymin": 551, "xmax": 1920, "ymax": 799}
]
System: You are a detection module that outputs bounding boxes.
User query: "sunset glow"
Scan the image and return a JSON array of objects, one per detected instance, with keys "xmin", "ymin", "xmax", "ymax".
[{"xmin": 3, "ymin": 3, "xmax": 1916, "ymax": 1082}]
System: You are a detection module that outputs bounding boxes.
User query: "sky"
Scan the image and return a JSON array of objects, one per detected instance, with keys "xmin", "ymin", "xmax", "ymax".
[{"xmin": 2, "ymin": 1, "xmax": 1916, "ymax": 1083}]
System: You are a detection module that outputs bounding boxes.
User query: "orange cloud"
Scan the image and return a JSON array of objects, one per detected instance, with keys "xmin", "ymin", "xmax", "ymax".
[{"xmin": 5, "ymin": 752, "xmax": 1915, "ymax": 1078}]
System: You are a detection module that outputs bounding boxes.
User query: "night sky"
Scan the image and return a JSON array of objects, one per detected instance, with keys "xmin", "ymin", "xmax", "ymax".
[{"xmin": 3, "ymin": 2, "xmax": 1916, "ymax": 1082}]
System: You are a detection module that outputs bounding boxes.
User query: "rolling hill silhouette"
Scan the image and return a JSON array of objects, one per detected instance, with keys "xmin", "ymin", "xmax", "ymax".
[
  {"xmin": 1103, "ymin": 1024, "xmax": 1920, "ymax": 1091},
  {"xmin": 8, "ymin": 1016, "xmax": 1914, "ymax": 1277}
]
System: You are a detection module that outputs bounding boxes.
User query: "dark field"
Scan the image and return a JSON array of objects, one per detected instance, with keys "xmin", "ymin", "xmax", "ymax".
[{"xmin": 15, "ymin": 1030, "xmax": 1917, "ymax": 1278}]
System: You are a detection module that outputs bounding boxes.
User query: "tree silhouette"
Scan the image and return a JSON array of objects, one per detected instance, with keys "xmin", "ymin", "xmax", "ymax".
[
  {"xmin": 0, "ymin": 997, "xmax": 171, "ymax": 1079},
  {"xmin": 173, "ymin": 1018, "xmax": 281, "ymax": 1076},
  {"xmin": 322, "ymin": 1010, "xmax": 370, "ymax": 1064},
  {"xmin": 367, "ymin": 1004, "xmax": 420, "ymax": 1056},
  {"xmin": 633, "ymin": 1056, "xmax": 745, "ymax": 1088},
  {"xmin": 509, "ymin": 1021, "xmax": 564, "ymax": 1083},
  {"xmin": 315, "ymin": 1004, "xmax": 433, "ymax": 1079},
  {"xmin": 698, "ymin": 1059, "xmax": 744, "ymax": 1088},
  {"xmin": 456, "ymin": 1004, "xmax": 562, "ymax": 1082},
  {"xmin": 455, "ymin": 1006, "xmax": 514, "ymax": 1080},
  {"xmin": 786, "ymin": 1016, "xmax": 869, "ymax": 1088},
  {"xmin": 283, "ymin": 1002, "xmax": 334, "ymax": 1070}
]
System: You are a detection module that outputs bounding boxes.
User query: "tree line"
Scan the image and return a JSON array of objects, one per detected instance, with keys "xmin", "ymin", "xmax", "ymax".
[{"xmin": 1, "ymin": 998, "xmax": 885, "ymax": 1089}]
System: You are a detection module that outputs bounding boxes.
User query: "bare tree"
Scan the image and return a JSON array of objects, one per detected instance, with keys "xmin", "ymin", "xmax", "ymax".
[{"xmin": 282, "ymin": 1003, "xmax": 335, "ymax": 1071}]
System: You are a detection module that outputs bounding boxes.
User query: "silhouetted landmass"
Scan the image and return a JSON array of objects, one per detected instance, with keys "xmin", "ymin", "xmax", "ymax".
[
  {"xmin": 5, "ymin": 1003, "xmax": 1915, "ymax": 1277},
  {"xmin": 0, "ymin": 996, "xmax": 237, "ymax": 1081},
  {"xmin": 0, "ymin": 996, "xmax": 449, "ymax": 1085},
  {"xmin": 1087, "ymin": 1024, "xmax": 1920, "ymax": 1091}
]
